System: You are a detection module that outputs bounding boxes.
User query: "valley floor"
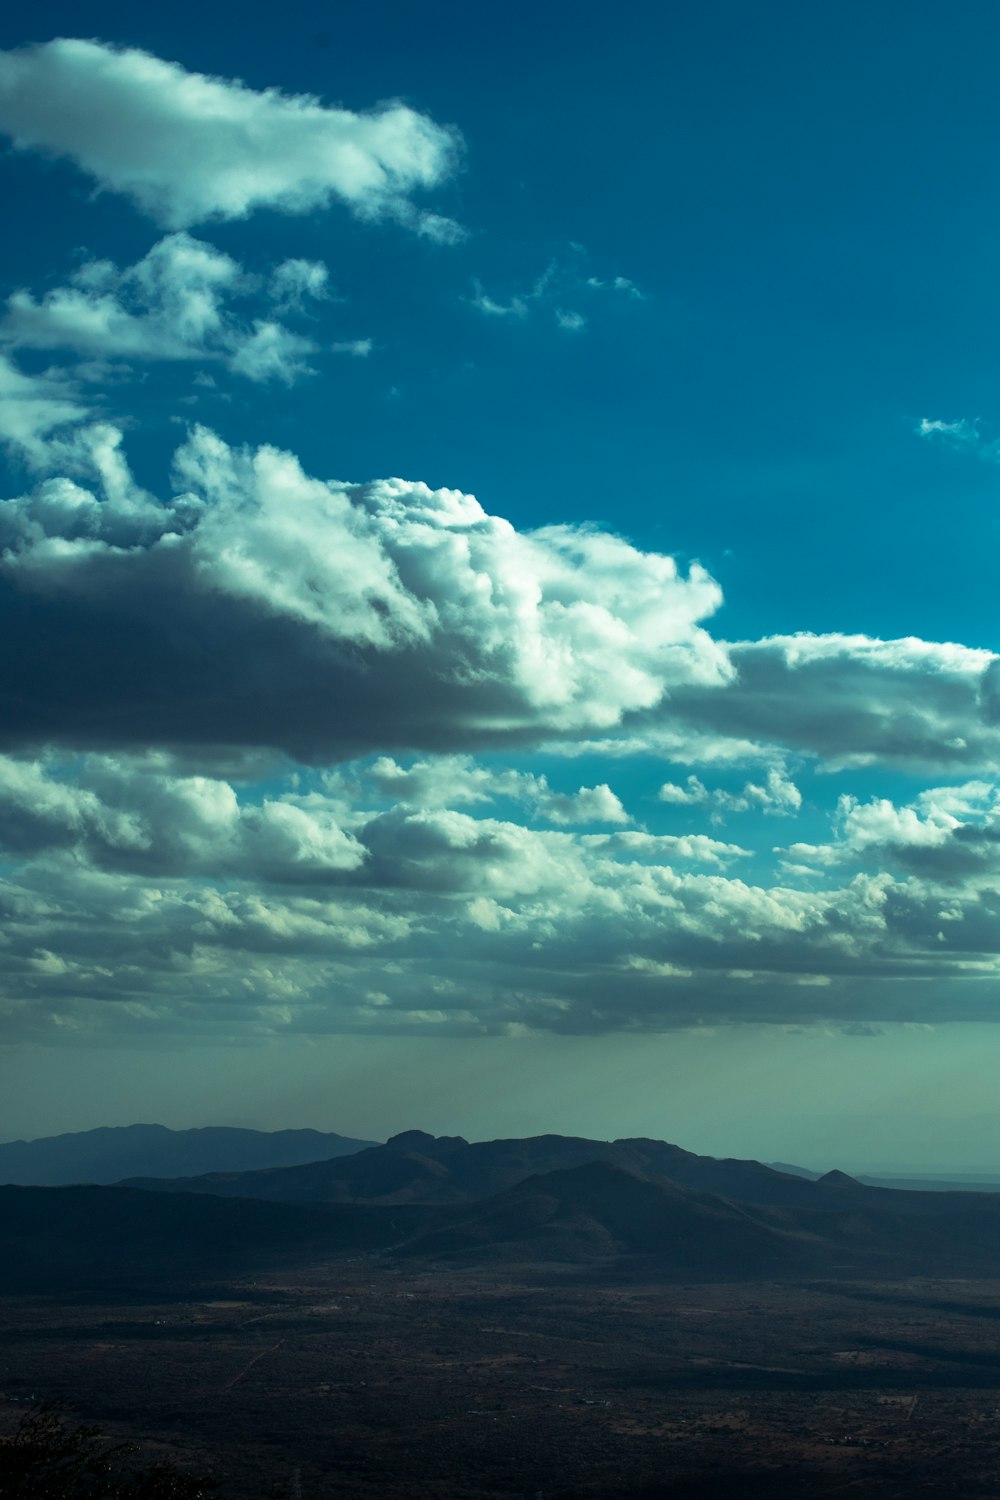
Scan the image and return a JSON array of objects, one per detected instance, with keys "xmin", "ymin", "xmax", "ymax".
[{"xmin": 4, "ymin": 1265, "xmax": 1000, "ymax": 1497}]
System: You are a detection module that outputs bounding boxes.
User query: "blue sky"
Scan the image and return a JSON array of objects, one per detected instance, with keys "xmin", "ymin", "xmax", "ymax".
[{"xmin": 2, "ymin": 2, "xmax": 1000, "ymax": 1168}]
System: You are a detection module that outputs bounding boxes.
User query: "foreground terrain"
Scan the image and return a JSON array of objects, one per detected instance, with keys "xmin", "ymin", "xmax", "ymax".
[{"xmin": 5, "ymin": 1266, "xmax": 1000, "ymax": 1497}]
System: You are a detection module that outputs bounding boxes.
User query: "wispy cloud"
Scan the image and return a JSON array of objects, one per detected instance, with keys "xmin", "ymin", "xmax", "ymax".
[
  {"xmin": 468, "ymin": 255, "xmax": 644, "ymax": 332},
  {"xmin": 331, "ymin": 338, "xmax": 374, "ymax": 357},
  {"xmin": 916, "ymin": 415, "xmax": 1000, "ymax": 460}
]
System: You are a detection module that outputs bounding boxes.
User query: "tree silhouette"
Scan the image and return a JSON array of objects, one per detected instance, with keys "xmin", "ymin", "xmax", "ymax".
[{"xmin": 0, "ymin": 1404, "xmax": 222, "ymax": 1499}]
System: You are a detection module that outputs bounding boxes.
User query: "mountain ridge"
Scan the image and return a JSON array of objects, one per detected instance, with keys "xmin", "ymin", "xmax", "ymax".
[
  {"xmin": 10, "ymin": 1150, "xmax": 1000, "ymax": 1291},
  {"xmin": 0, "ymin": 1123, "xmax": 378, "ymax": 1185},
  {"xmin": 121, "ymin": 1129, "xmax": 839, "ymax": 1209}
]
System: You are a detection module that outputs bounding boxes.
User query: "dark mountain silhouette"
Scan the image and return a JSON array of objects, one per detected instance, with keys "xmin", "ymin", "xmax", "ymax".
[
  {"xmin": 9, "ymin": 1152, "xmax": 1000, "ymax": 1290},
  {"xmin": 816, "ymin": 1168, "xmax": 862, "ymax": 1187},
  {"xmin": 391, "ymin": 1162, "xmax": 822, "ymax": 1271},
  {"xmin": 0, "ymin": 1123, "xmax": 377, "ymax": 1186},
  {"xmin": 112, "ymin": 1129, "xmax": 1000, "ymax": 1279},
  {"xmin": 122, "ymin": 1129, "xmax": 830, "ymax": 1208}
]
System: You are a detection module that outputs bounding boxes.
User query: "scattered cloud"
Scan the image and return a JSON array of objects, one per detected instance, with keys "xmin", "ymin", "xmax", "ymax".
[
  {"xmin": 3, "ymin": 750, "xmax": 1000, "ymax": 1043},
  {"xmin": 916, "ymin": 416, "xmax": 1000, "ymax": 462},
  {"xmin": 267, "ymin": 258, "xmax": 329, "ymax": 312},
  {"xmin": 2, "ymin": 38, "xmax": 998, "ymax": 1053},
  {"xmin": 783, "ymin": 781, "xmax": 1000, "ymax": 884},
  {"xmin": 1, "ymin": 234, "xmax": 324, "ymax": 384},
  {"xmin": 469, "ymin": 256, "xmax": 643, "ymax": 332},
  {"xmin": 0, "ymin": 38, "xmax": 462, "ymax": 236},
  {"xmin": 659, "ymin": 765, "xmax": 801, "ymax": 820},
  {"xmin": 0, "ymin": 353, "xmax": 89, "ymax": 465},
  {"xmin": 354, "ymin": 754, "xmax": 629, "ymax": 825},
  {"xmin": 918, "ymin": 416, "xmax": 979, "ymax": 443},
  {"xmin": 585, "ymin": 274, "xmax": 645, "ymax": 299},
  {"xmin": 468, "ymin": 281, "xmax": 529, "ymax": 319},
  {"xmin": 555, "ymin": 309, "xmax": 586, "ymax": 332},
  {"xmin": 331, "ymin": 338, "xmax": 373, "ymax": 357}
]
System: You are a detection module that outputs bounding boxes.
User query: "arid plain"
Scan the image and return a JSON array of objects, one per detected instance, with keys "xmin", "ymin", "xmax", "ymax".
[{"xmin": 6, "ymin": 1263, "xmax": 1000, "ymax": 1497}]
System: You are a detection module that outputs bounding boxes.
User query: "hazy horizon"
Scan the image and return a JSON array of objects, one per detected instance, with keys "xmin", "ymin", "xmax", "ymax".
[{"xmin": 7, "ymin": 1024, "xmax": 1000, "ymax": 1176}]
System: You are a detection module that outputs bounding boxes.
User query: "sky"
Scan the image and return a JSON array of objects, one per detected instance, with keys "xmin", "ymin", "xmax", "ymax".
[{"xmin": 2, "ymin": 1, "xmax": 1000, "ymax": 1170}]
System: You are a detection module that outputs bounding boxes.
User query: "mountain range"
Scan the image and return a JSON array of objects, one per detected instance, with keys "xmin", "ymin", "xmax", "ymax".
[
  {"xmin": 7, "ymin": 1127, "xmax": 1000, "ymax": 1291},
  {"xmin": 121, "ymin": 1128, "xmax": 829, "ymax": 1207}
]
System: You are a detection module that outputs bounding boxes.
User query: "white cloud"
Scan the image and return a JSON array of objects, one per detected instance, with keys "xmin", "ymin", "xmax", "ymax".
[
  {"xmin": 268, "ymin": 258, "xmax": 329, "ymax": 311},
  {"xmin": 6, "ymin": 751, "xmax": 1000, "ymax": 1041},
  {"xmin": 918, "ymin": 416, "xmax": 980, "ymax": 446},
  {"xmin": 331, "ymin": 338, "xmax": 373, "ymax": 357},
  {"xmin": 0, "ymin": 425, "xmax": 731, "ymax": 759},
  {"xmin": 659, "ymin": 765, "xmax": 801, "ymax": 819},
  {"xmin": 225, "ymin": 320, "xmax": 316, "ymax": 383},
  {"xmin": 586, "ymin": 274, "xmax": 645, "ymax": 299},
  {"xmin": 658, "ymin": 774, "xmax": 709, "ymax": 806},
  {"xmin": 2, "ymin": 234, "xmax": 320, "ymax": 384},
  {"xmin": 0, "ymin": 753, "xmax": 363, "ymax": 880},
  {"xmin": 0, "ymin": 39, "xmax": 461, "ymax": 234},
  {"xmin": 0, "ymin": 353, "xmax": 89, "ymax": 464},
  {"xmin": 5, "ymin": 424, "xmax": 998, "ymax": 776},
  {"xmin": 360, "ymin": 755, "xmax": 629, "ymax": 825},
  {"xmin": 555, "ymin": 309, "xmax": 586, "ymax": 332},
  {"xmin": 782, "ymin": 782, "xmax": 1000, "ymax": 884},
  {"xmin": 469, "ymin": 257, "xmax": 642, "ymax": 332},
  {"xmin": 468, "ymin": 282, "xmax": 528, "ymax": 319}
]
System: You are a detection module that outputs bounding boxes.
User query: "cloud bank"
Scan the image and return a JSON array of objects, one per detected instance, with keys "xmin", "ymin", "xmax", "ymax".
[{"xmin": 3, "ymin": 751, "xmax": 1000, "ymax": 1043}]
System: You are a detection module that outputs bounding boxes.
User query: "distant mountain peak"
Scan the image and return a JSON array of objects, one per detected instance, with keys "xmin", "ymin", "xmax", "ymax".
[
  {"xmin": 386, "ymin": 1130, "xmax": 469, "ymax": 1148},
  {"xmin": 818, "ymin": 1169, "xmax": 861, "ymax": 1187}
]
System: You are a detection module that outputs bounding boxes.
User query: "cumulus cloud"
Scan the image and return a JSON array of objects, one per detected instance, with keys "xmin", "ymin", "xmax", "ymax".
[
  {"xmin": 4, "ymin": 751, "xmax": 1000, "ymax": 1043},
  {"xmin": 0, "ymin": 425, "xmax": 730, "ymax": 759},
  {"xmin": 2, "ymin": 234, "xmax": 321, "ymax": 384},
  {"xmin": 0, "ymin": 753, "xmax": 368, "ymax": 879},
  {"xmin": 659, "ymin": 765, "xmax": 801, "ymax": 820},
  {"xmin": 783, "ymin": 781, "xmax": 1000, "ymax": 884},
  {"xmin": 4, "ymin": 424, "xmax": 998, "ymax": 777},
  {"xmin": 355, "ymin": 755, "xmax": 628, "ymax": 825},
  {"xmin": 0, "ymin": 39, "xmax": 461, "ymax": 235},
  {"xmin": 4, "ymin": 424, "xmax": 1000, "ymax": 777}
]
